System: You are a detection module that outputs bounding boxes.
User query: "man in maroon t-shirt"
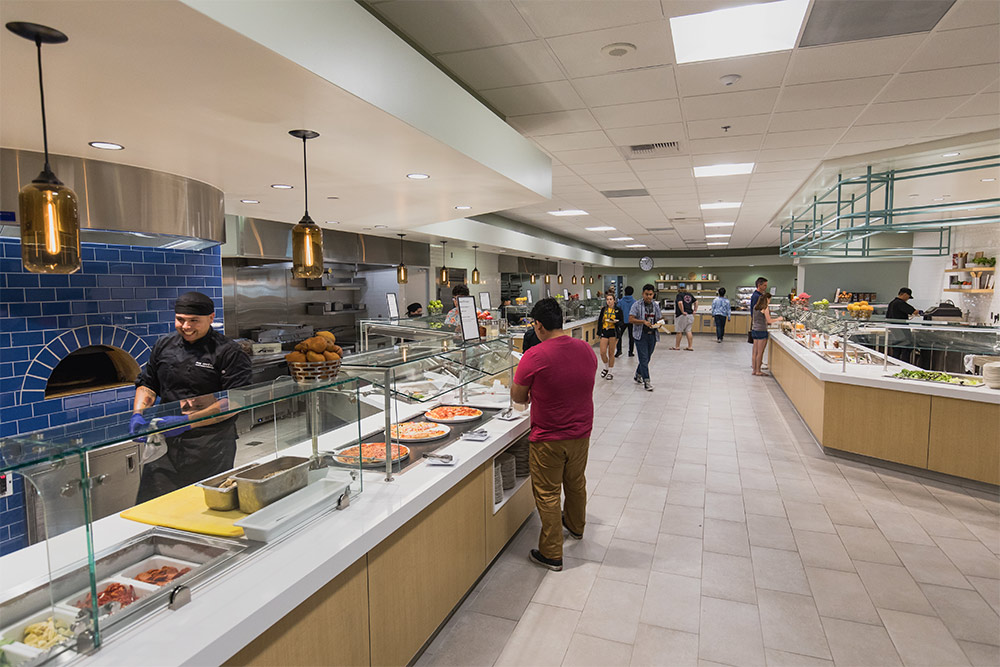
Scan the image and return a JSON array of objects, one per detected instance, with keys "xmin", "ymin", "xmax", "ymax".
[{"xmin": 512, "ymin": 298, "xmax": 598, "ymax": 571}]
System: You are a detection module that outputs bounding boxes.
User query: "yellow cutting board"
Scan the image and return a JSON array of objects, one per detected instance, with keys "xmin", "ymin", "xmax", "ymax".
[{"xmin": 120, "ymin": 486, "xmax": 246, "ymax": 538}]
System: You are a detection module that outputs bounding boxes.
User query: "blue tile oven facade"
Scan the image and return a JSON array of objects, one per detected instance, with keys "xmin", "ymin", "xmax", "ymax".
[{"xmin": 0, "ymin": 238, "xmax": 223, "ymax": 554}]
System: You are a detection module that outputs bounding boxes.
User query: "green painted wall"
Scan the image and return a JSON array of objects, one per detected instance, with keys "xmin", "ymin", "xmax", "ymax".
[{"xmin": 617, "ymin": 264, "xmax": 797, "ymax": 301}]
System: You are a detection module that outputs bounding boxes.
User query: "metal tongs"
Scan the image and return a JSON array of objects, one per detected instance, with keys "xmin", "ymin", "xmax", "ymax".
[
  {"xmin": 422, "ymin": 452, "xmax": 454, "ymax": 462},
  {"xmin": 460, "ymin": 428, "xmax": 490, "ymax": 441}
]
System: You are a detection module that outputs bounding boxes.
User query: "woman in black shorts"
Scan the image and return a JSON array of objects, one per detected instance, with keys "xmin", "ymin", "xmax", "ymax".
[{"xmin": 598, "ymin": 292, "xmax": 625, "ymax": 380}]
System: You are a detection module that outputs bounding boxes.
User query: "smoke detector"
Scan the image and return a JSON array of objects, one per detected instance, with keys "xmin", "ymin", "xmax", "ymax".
[
  {"xmin": 719, "ymin": 74, "xmax": 742, "ymax": 86},
  {"xmin": 602, "ymin": 42, "xmax": 637, "ymax": 57}
]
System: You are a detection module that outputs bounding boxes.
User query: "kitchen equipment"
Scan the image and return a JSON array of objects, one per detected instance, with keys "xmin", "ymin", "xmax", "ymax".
[
  {"xmin": 235, "ymin": 475, "xmax": 350, "ymax": 542},
  {"xmin": 196, "ymin": 464, "xmax": 256, "ymax": 511},
  {"xmin": 120, "ymin": 486, "xmax": 246, "ymax": 537},
  {"xmin": 233, "ymin": 456, "xmax": 311, "ymax": 513},
  {"xmin": 922, "ymin": 301, "xmax": 964, "ymax": 322},
  {"xmin": 251, "ymin": 342, "xmax": 282, "ymax": 356}
]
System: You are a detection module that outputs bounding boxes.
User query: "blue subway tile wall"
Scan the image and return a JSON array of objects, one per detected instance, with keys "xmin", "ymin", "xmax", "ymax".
[{"xmin": 0, "ymin": 239, "xmax": 223, "ymax": 554}]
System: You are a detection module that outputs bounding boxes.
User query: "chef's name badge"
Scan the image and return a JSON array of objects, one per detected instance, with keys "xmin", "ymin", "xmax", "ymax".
[{"xmin": 195, "ymin": 361, "xmax": 214, "ymax": 369}]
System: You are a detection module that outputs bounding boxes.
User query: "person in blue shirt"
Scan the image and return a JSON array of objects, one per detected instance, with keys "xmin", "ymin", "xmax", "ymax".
[
  {"xmin": 711, "ymin": 287, "xmax": 731, "ymax": 343},
  {"xmin": 628, "ymin": 284, "xmax": 662, "ymax": 391},
  {"xmin": 616, "ymin": 286, "xmax": 637, "ymax": 358}
]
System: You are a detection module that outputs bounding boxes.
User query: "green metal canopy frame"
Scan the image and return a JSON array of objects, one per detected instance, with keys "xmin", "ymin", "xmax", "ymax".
[{"xmin": 780, "ymin": 155, "xmax": 1000, "ymax": 258}]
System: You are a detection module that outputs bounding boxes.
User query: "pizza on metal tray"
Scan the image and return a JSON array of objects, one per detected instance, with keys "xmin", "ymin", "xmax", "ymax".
[
  {"xmin": 335, "ymin": 442, "xmax": 409, "ymax": 464},
  {"xmin": 389, "ymin": 422, "xmax": 449, "ymax": 440},
  {"xmin": 424, "ymin": 405, "xmax": 483, "ymax": 421}
]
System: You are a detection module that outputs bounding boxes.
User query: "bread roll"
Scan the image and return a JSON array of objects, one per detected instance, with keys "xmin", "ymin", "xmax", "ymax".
[
  {"xmin": 285, "ymin": 351, "xmax": 306, "ymax": 363},
  {"xmin": 323, "ymin": 350, "xmax": 339, "ymax": 361},
  {"xmin": 316, "ymin": 330, "xmax": 336, "ymax": 343},
  {"xmin": 306, "ymin": 351, "xmax": 325, "ymax": 363},
  {"xmin": 331, "ymin": 345, "xmax": 343, "ymax": 356},
  {"xmin": 294, "ymin": 341, "xmax": 308, "ymax": 353},
  {"xmin": 307, "ymin": 336, "xmax": 327, "ymax": 353},
  {"xmin": 325, "ymin": 339, "xmax": 338, "ymax": 352}
]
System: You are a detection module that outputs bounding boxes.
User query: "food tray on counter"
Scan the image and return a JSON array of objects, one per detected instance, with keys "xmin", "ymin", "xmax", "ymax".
[
  {"xmin": 235, "ymin": 475, "xmax": 351, "ymax": 543},
  {"xmin": 330, "ymin": 443, "xmax": 410, "ymax": 469},
  {"xmin": 389, "ymin": 422, "xmax": 452, "ymax": 442},
  {"xmin": 886, "ymin": 370, "xmax": 985, "ymax": 387},
  {"xmin": 196, "ymin": 463, "xmax": 257, "ymax": 511},
  {"xmin": 424, "ymin": 406, "xmax": 484, "ymax": 423},
  {"xmin": 232, "ymin": 456, "xmax": 311, "ymax": 513}
]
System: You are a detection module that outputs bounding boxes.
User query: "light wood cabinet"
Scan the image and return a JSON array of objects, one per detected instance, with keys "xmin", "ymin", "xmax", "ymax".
[{"xmin": 928, "ymin": 397, "xmax": 1000, "ymax": 485}]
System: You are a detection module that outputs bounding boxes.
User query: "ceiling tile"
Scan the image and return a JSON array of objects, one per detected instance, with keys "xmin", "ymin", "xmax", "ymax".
[
  {"xmin": 570, "ymin": 162, "xmax": 633, "ymax": 177},
  {"xmin": 546, "ymin": 20, "xmax": 674, "ymax": 79},
  {"xmin": 604, "ymin": 123, "xmax": 685, "ymax": 146},
  {"xmin": 371, "ymin": 1, "xmax": 535, "ymax": 54},
  {"xmin": 507, "ymin": 108, "xmax": 601, "ymax": 135},
  {"xmin": 687, "ymin": 134, "xmax": 763, "ymax": 155},
  {"xmin": 686, "ymin": 114, "xmax": 770, "ymax": 140},
  {"xmin": 690, "ymin": 150, "xmax": 758, "ymax": 166},
  {"xmin": 949, "ymin": 92, "xmax": 1000, "ymax": 118},
  {"xmin": 592, "ymin": 99, "xmax": 684, "ymax": 128},
  {"xmin": 903, "ymin": 25, "xmax": 1000, "ymax": 72},
  {"xmin": 438, "ymin": 41, "xmax": 564, "ymax": 89},
  {"xmin": 762, "ymin": 128, "xmax": 844, "ymax": 149},
  {"xmin": 481, "ymin": 80, "xmax": 586, "ymax": 116},
  {"xmin": 936, "ymin": 0, "xmax": 1000, "ymax": 29},
  {"xmin": 775, "ymin": 76, "xmax": 891, "ymax": 112},
  {"xmin": 825, "ymin": 139, "xmax": 910, "ymax": 158},
  {"xmin": 532, "ymin": 131, "xmax": 614, "ymax": 152},
  {"xmin": 924, "ymin": 114, "xmax": 1000, "ymax": 136},
  {"xmin": 768, "ymin": 106, "xmax": 865, "ymax": 132},
  {"xmin": 785, "ymin": 34, "xmax": 925, "ymax": 85},
  {"xmin": 853, "ymin": 96, "xmax": 971, "ymax": 125},
  {"xmin": 628, "ymin": 155, "xmax": 693, "ymax": 172},
  {"xmin": 800, "ymin": 0, "xmax": 954, "ymax": 47},
  {"xmin": 757, "ymin": 146, "xmax": 830, "ymax": 162},
  {"xmin": 515, "ymin": 0, "xmax": 664, "ymax": 38},
  {"xmin": 754, "ymin": 159, "xmax": 821, "ymax": 174},
  {"xmin": 675, "ymin": 52, "xmax": 791, "ymax": 97},
  {"xmin": 572, "ymin": 67, "xmax": 678, "ymax": 107},
  {"xmin": 681, "ymin": 88, "xmax": 780, "ymax": 121},
  {"xmin": 877, "ymin": 65, "xmax": 1000, "ymax": 102}
]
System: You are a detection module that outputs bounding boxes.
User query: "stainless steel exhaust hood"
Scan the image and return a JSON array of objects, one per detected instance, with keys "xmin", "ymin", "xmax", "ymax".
[{"xmin": 0, "ymin": 148, "xmax": 225, "ymax": 249}]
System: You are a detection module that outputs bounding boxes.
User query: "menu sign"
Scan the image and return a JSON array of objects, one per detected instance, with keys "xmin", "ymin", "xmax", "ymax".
[
  {"xmin": 386, "ymin": 292, "xmax": 399, "ymax": 320},
  {"xmin": 586, "ymin": 289, "xmax": 592, "ymax": 299},
  {"xmin": 526, "ymin": 291, "xmax": 533, "ymax": 304},
  {"xmin": 456, "ymin": 296, "xmax": 480, "ymax": 341},
  {"xmin": 563, "ymin": 289, "xmax": 569, "ymax": 299},
  {"xmin": 479, "ymin": 292, "xmax": 492, "ymax": 311}
]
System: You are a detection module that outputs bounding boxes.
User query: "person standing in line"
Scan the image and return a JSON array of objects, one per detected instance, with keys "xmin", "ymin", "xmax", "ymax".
[
  {"xmin": 751, "ymin": 292, "xmax": 782, "ymax": 376},
  {"xmin": 711, "ymin": 287, "xmax": 731, "ymax": 344},
  {"xmin": 616, "ymin": 285, "xmax": 636, "ymax": 357},
  {"xmin": 748, "ymin": 276, "xmax": 769, "ymax": 364},
  {"xmin": 131, "ymin": 292, "xmax": 252, "ymax": 503},
  {"xmin": 597, "ymin": 291, "xmax": 625, "ymax": 380},
  {"xmin": 443, "ymin": 283, "xmax": 470, "ymax": 328},
  {"xmin": 671, "ymin": 287, "xmax": 697, "ymax": 351},
  {"xmin": 628, "ymin": 284, "xmax": 662, "ymax": 391},
  {"xmin": 511, "ymin": 298, "xmax": 598, "ymax": 572}
]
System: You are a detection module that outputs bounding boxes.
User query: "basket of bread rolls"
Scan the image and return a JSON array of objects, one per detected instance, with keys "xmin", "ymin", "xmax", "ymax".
[{"xmin": 285, "ymin": 330, "xmax": 343, "ymax": 381}]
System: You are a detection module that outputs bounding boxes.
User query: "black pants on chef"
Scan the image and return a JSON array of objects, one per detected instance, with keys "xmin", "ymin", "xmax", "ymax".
[{"xmin": 136, "ymin": 422, "xmax": 237, "ymax": 504}]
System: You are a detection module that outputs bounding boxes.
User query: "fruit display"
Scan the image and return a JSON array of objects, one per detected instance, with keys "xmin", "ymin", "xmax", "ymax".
[
  {"xmin": 477, "ymin": 310, "xmax": 493, "ymax": 321},
  {"xmin": 285, "ymin": 331, "xmax": 343, "ymax": 380},
  {"xmin": 811, "ymin": 298, "xmax": 830, "ymax": 310},
  {"xmin": 515, "ymin": 297, "xmax": 528, "ymax": 305},
  {"xmin": 428, "ymin": 299, "xmax": 443, "ymax": 315},
  {"xmin": 836, "ymin": 292, "xmax": 852, "ymax": 303},
  {"xmin": 892, "ymin": 369, "xmax": 983, "ymax": 386},
  {"xmin": 846, "ymin": 301, "xmax": 874, "ymax": 319}
]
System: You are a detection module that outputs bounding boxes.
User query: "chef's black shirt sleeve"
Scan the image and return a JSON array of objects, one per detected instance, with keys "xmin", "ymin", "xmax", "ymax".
[{"xmin": 217, "ymin": 340, "xmax": 252, "ymax": 389}]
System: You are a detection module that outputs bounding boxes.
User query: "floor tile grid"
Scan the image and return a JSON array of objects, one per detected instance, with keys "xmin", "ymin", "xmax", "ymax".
[{"xmin": 415, "ymin": 342, "xmax": 999, "ymax": 667}]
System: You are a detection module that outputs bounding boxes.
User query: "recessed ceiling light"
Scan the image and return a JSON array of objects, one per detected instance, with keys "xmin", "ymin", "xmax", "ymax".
[
  {"xmin": 406, "ymin": 173, "xmax": 430, "ymax": 180},
  {"xmin": 908, "ymin": 193, "xmax": 920, "ymax": 198},
  {"xmin": 626, "ymin": 244, "xmax": 647, "ymax": 248},
  {"xmin": 981, "ymin": 178, "xmax": 997, "ymax": 182},
  {"xmin": 608, "ymin": 236, "xmax": 634, "ymax": 241},
  {"xmin": 374, "ymin": 225, "xmax": 388, "ymax": 229},
  {"xmin": 942, "ymin": 152, "xmax": 961, "ymax": 157},
  {"xmin": 933, "ymin": 197, "xmax": 944, "ymax": 201},
  {"xmin": 240, "ymin": 199, "xmax": 259, "ymax": 204},
  {"xmin": 325, "ymin": 220, "xmax": 340, "ymax": 225},
  {"xmin": 455, "ymin": 205, "xmax": 472, "ymax": 210},
  {"xmin": 707, "ymin": 242, "xmax": 729, "ymax": 246},
  {"xmin": 549, "ymin": 209, "xmax": 589, "ymax": 217},
  {"xmin": 88, "ymin": 141, "xmax": 123, "ymax": 150},
  {"xmin": 586, "ymin": 226, "xmax": 617, "ymax": 231},
  {"xmin": 705, "ymin": 234, "xmax": 731, "ymax": 238},
  {"xmin": 327, "ymin": 196, "xmax": 339, "ymax": 200},
  {"xmin": 271, "ymin": 184, "xmax": 293, "ymax": 189},
  {"xmin": 704, "ymin": 221, "xmax": 735, "ymax": 227},
  {"xmin": 601, "ymin": 42, "xmax": 637, "ymax": 57},
  {"xmin": 701, "ymin": 202, "xmax": 741, "ymax": 210},
  {"xmin": 694, "ymin": 163, "xmax": 754, "ymax": 178},
  {"xmin": 670, "ymin": 0, "xmax": 808, "ymax": 64}
]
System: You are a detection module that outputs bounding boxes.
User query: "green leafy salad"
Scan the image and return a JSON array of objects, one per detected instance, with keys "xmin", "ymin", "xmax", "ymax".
[{"xmin": 892, "ymin": 369, "xmax": 983, "ymax": 386}]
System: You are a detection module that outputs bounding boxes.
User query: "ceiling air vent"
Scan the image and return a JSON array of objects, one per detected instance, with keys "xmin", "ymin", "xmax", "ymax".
[
  {"xmin": 645, "ymin": 227, "xmax": 673, "ymax": 232},
  {"xmin": 620, "ymin": 141, "xmax": 681, "ymax": 160},
  {"xmin": 601, "ymin": 188, "xmax": 650, "ymax": 198},
  {"xmin": 670, "ymin": 217, "xmax": 702, "ymax": 223}
]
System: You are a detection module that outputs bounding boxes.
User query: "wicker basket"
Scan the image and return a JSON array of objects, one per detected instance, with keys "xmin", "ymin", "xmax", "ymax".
[{"xmin": 288, "ymin": 360, "xmax": 341, "ymax": 382}]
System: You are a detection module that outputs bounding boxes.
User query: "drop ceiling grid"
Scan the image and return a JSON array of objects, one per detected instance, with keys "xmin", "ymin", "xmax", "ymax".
[{"xmin": 366, "ymin": 0, "xmax": 1000, "ymax": 250}]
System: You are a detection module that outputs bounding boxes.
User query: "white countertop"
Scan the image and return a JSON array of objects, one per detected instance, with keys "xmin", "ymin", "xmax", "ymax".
[
  {"xmin": 0, "ymin": 395, "xmax": 531, "ymax": 666},
  {"xmin": 770, "ymin": 331, "xmax": 999, "ymax": 404}
]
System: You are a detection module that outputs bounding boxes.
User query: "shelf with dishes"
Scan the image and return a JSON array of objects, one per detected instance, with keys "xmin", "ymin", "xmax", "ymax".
[{"xmin": 945, "ymin": 267, "xmax": 995, "ymax": 273}]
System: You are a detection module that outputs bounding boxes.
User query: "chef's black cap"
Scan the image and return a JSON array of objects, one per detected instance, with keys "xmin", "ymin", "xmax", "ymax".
[
  {"xmin": 899, "ymin": 287, "xmax": 913, "ymax": 297},
  {"xmin": 174, "ymin": 291, "xmax": 215, "ymax": 316}
]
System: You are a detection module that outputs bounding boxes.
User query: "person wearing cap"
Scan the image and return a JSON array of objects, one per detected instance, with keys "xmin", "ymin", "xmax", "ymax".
[
  {"xmin": 131, "ymin": 291, "xmax": 252, "ymax": 503},
  {"xmin": 406, "ymin": 302, "xmax": 423, "ymax": 318},
  {"xmin": 886, "ymin": 288, "xmax": 919, "ymax": 320}
]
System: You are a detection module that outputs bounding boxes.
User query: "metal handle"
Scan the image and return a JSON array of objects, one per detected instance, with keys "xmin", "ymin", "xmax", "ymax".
[{"xmin": 126, "ymin": 454, "xmax": 136, "ymax": 473}]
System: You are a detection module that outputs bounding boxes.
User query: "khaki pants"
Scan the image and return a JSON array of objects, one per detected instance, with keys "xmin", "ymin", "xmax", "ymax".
[{"xmin": 529, "ymin": 437, "xmax": 589, "ymax": 560}]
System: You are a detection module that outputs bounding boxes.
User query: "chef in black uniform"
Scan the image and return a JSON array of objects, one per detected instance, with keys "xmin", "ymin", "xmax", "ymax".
[
  {"xmin": 885, "ymin": 287, "xmax": 919, "ymax": 320},
  {"xmin": 131, "ymin": 292, "xmax": 251, "ymax": 503}
]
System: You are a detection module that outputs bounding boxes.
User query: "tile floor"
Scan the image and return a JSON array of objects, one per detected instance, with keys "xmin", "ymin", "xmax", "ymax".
[{"xmin": 416, "ymin": 339, "xmax": 1000, "ymax": 667}]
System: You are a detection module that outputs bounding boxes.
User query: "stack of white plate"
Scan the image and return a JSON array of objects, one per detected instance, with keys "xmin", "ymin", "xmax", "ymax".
[{"xmin": 983, "ymin": 362, "xmax": 1000, "ymax": 389}]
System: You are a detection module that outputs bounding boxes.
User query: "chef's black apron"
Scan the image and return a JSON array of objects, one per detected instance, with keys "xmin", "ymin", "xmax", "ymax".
[{"xmin": 136, "ymin": 330, "xmax": 251, "ymax": 503}]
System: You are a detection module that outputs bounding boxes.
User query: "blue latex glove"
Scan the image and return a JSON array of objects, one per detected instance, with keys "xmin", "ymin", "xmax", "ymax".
[
  {"xmin": 156, "ymin": 415, "xmax": 191, "ymax": 438},
  {"xmin": 129, "ymin": 413, "xmax": 148, "ymax": 434}
]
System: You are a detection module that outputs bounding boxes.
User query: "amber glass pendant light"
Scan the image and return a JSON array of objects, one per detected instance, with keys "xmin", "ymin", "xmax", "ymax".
[
  {"xmin": 289, "ymin": 129, "xmax": 323, "ymax": 279},
  {"xmin": 530, "ymin": 272, "xmax": 536, "ymax": 284},
  {"xmin": 572, "ymin": 262, "xmax": 578, "ymax": 285},
  {"xmin": 438, "ymin": 240, "xmax": 448, "ymax": 284},
  {"xmin": 7, "ymin": 22, "xmax": 80, "ymax": 274},
  {"xmin": 396, "ymin": 233, "xmax": 408, "ymax": 284},
  {"xmin": 471, "ymin": 245, "xmax": 481, "ymax": 284}
]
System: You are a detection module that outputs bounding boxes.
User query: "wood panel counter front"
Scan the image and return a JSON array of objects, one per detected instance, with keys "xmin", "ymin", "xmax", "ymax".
[{"xmin": 769, "ymin": 333, "xmax": 999, "ymax": 485}]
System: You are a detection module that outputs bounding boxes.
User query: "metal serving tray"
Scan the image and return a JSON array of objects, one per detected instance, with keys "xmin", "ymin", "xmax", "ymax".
[
  {"xmin": 196, "ymin": 463, "xmax": 257, "ymax": 511},
  {"xmin": 233, "ymin": 456, "xmax": 310, "ymax": 513}
]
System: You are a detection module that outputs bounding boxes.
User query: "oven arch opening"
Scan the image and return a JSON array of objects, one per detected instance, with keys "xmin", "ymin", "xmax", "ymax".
[{"xmin": 44, "ymin": 345, "xmax": 140, "ymax": 399}]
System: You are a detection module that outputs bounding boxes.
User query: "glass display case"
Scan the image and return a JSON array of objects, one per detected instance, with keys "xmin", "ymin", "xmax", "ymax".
[
  {"xmin": 0, "ymin": 375, "xmax": 363, "ymax": 664},
  {"xmin": 340, "ymin": 336, "xmax": 519, "ymax": 480}
]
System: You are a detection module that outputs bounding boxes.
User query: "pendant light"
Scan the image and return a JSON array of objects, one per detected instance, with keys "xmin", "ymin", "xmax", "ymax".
[
  {"xmin": 438, "ymin": 240, "xmax": 448, "ymax": 284},
  {"xmin": 289, "ymin": 129, "xmax": 323, "ymax": 279},
  {"xmin": 471, "ymin": 245, "xmax": 481, "ymax": 284},
  {"xmin": 530, "ymin": 272, "xmax": 536, "ymax": 284},
  {"xmin": 7, "ymin": 22, "xmax": 80, "ymax": 274},
  {"xmin": 557, "ymin": 261, "xmax": 563, "ymax": 284},
  {"xmin": 572, "ymin": 262, "xmax": 578, "ymax": 285},
  {"xmin": 396, "ymin": 233, "xmax": 408, "ymax": 284}
]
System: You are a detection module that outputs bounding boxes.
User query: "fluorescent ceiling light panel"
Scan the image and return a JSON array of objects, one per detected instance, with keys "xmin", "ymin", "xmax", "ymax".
[
  {"xmin": 707, "ymin": 242, "xmax": 730, "ymax": 246},
  {"xmin": 705, "ymin": 234, "xmax": 731, "ymax": 238},
  {"xmin": 608, "ymin": 237, "xmax": 634, "ymax": 241},
  {"xmin": 585, "ymin": 226, "xmax": 617, "ymax": 231},
  {"xmin": 694, "ymin": 163, "xmax": 755, "ymax": 178},
  {"xmin": 670, "ymin": 0, "xmax": 809, "ymax": 64},
  {"xmin": 704, "ymin": 222, "xmax": 735, "ymax": 227},
  {"xmin": 701, "ymin": 202, "xmax": 741, "ymax": 210},
  {"xmin": 548, "ymin": 209, "xmax": 589, "ymax": 217},
  {"xmin": 626, "ymin": 244, "xmax": 647, "ymax": 248}
]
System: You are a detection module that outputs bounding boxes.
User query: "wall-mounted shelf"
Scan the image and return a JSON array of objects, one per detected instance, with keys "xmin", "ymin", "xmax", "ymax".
[
  {"xmin": 945, "ymin": 267, "xmax": 995, "ymax": 273},
  {"xmin": 943, "ymin": 289, "xmax": 994, "ymax": 294}
]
